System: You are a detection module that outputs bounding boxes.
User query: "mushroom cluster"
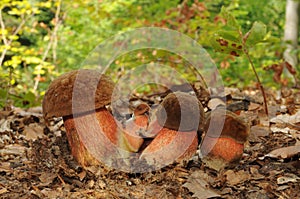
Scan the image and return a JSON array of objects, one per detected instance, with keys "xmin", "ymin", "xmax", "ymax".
[
  {"xmin": 43, "ymin": 69, "xmax": 147, "ymax": 166},
  {"xmin": 43, "ymin": 69, "xmax": 249, "ymax": 171}
]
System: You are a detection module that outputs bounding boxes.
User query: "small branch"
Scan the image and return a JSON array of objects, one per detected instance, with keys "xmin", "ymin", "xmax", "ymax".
[
  {"xmin": 33, "ymin": 0, "xmax": 63, "ymax": 91},
  {"xmin": 0, "ymin": 8, "xmax": 34, "ymax": 107},
  {"xmin": 0, "ymin": 11, "xmax": 34, "ymax": 67},
  {"xmin": 239, "ymin": 31, "xmax": 268, "ymax": 116},
  {"xmin": 0, "ymin": 9, "xmax": 8, "ymax": 46},
  {"xmin": 243, "ymin": 49, "xmax": 268, "ymax": 115}
]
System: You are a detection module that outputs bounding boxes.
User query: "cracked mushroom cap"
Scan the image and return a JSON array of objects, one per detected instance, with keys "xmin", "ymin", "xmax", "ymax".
[
  {"xmin": 43, "ymin": 69, "xmax": 115, "ymax": 120},
  {"xmin": 156, "ymin": 92, "xmax": 205, "ymax": 132}
]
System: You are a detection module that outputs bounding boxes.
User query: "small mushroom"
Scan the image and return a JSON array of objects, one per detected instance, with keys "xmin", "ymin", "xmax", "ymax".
[
  {"xmin": 120, "ymin": 102, "xmax": 150, "ymax": 152},
  {"xmin": 140, "ymin": 92, "xmax": 205, "ymax": 166},
  {"xmin": 200, "ymin": 107, "xmax": 249, "ymax": 171},
  {"xmin": 42, "ymin": 69, "xmax": 145, "ymax": 167}
]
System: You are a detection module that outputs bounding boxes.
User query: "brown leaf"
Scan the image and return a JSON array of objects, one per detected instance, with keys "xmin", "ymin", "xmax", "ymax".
[
  {"xmin": 224, "ymin": 170, "xmax": 251, "ymax": 186},
  {"xmin": 0, "ymin": 188, "xmax": 8, "ymax": 195},
  {"xmin": 270, "ymin": 110, "xmax": 300, "ymax": 124},
  {"xmin": 283, "ymin": 61, "xmax": 296, "ymax": 75},
  {"xmin": 23, "ymin": 123, "xmax": 45, "ymax": 141},
  {"xmin": 277, "ymin": 173, "xmax": 300, "ymax": 185},
  {"xmin": 0, "ymin": 119, "xmax": 12, "ymax": 133},
  {"xmin": 183, "ymin": 170, "xmax": 220, "ymax": 199},
  {"xmin": 39, "ymin": 172, "xmax": 57, "ymax": 186},
  {"xmin": 207, "ymin": 98, "xmax": 225, "ymax": 110},
  {"xmin": 249, "ymin": 125, "xmax": 270, "ymax": 142},
  {"xmin": 265, "ymin": 145, "xmax": 300, "ymax": 159},
  {"xmin": 0, "ymin": 144, "xmax": 25, "ymax": 156}
]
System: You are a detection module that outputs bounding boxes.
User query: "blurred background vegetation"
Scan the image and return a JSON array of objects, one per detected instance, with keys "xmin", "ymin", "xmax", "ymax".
[{"xmin": 0, "ymin": 0, "xmax": 298, "ymax": 108}]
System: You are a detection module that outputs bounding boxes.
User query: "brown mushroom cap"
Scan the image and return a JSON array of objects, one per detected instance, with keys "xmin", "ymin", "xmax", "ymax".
[
  {"xmin": 133, "ymin": 102, "xmax": 150, "ymax": 116},
  {"xmin": 204, "ymin": 108, "xmax": 249, "ymax": 144},
  {"xmin": 156, "ymin": 92, "xmax": 205, "ymax": 132},
  {"xmin": 43, "ymin": 69, "xmax": 115, "ymax": 120}
]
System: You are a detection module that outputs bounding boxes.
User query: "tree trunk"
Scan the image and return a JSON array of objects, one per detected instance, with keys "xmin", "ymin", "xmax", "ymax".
[{"xmin": 284, "ymin": 0, "xmax": 299, "ymax": 86}]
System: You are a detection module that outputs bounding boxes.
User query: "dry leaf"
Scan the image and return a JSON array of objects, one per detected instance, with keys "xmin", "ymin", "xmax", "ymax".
[
  {"xmin": 0, "ymin": 144, "xmax": 26, "ymax": 156},
  {"xmin": 249, "ymin": 167, "xmax": 265, "ymax": 180},
  {"xmin": 224, "ymin": 170, "xmax": 250, "ymax": 186},
  {"xmin": 249, "ymin": 125, "xmax": 270, "ymax": 142},
  {"xmin": 207, "ymin": 98, "xmax": 225, "ymax": 110},
  {"xmin": 183, "ymin": 170, "xmax": 220, "ymax": 199},
  {"xmin": 270, "ymin": 110, "xmax": 300, "ymax": 124},
  {"xmin": 247, "ymin": 102, "xmax": 261, "ymax": 111},
  {"xmin": 0, "ymin": 188, "xmax": 8, "ymax": 195},
  {"xmin": 270, "ymin": 126, "xmax": 294, "ymax": 134},
  {"xmin": 23, "ymin": 123, "xmax": 45, "ymax": 140},
  {"xmin": 0, "ymin": 119, "xmax": 12, "ymax": 133},
  {"xmin": 39, "ymin": 172, "xmax": 57, "ymax": 186},
  {"xmin": 200, "ymin": 156, "xmax": 228, "ymax": 171},
  {"xmin": 277, "ymin": 173, "xmax": 300, "ymax": 185},
  {"xmin": 41, "ymin": 188, "xmax": 62, "ymax": 198},
  {"xmin": 265, "ymin": 145, "xmax": 300, "ymax": 159}
]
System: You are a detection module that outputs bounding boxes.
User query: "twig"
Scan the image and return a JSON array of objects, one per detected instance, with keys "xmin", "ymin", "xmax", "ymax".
[
  {"xmin": 0, "ymin": 9, "xmax": 34, "ymax": 107},
  {"xmin": 33, "ymin": 0, "xmax": 63, "ymax": 91},
  {"xmin": 0, "ymin": 10, "xmax": 33, "ymax": 67},
  {"xmin": 239, "ymin": 31, "xmax": 269, "ymax": 116}
]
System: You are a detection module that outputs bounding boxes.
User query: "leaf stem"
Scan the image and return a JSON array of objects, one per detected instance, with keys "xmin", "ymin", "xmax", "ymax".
[{"xmin": 243, "ymin": 48, "xmax": 268, "ymax": 115}]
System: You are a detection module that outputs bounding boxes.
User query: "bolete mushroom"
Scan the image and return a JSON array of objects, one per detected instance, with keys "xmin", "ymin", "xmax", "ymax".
[
  {"xmin": 200, "ymin": 107, "xmax": 249, "ymax": 171},
  {"xmin": 120, "ymin": 102, "xmax": 150, "ymax": 153},
  {"xmin": 43, "ymin": 69, "xmax": 145, "ymax": 167},
  {"xmin": 140, "ymin": 92, "xmax": 205, "ymax": 166}
]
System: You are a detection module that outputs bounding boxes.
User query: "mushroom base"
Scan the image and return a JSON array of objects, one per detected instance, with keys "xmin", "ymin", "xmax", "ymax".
[
  {"xmin": 140, "ymin": 128, "xmax": 198, "ymax": 165},
  {"xmin": 63, "ymin": 108, "xmax": 148, "ymax": 167},
  {"xmin": 63, "ymin": 108, "xmax": 118, "ymax": 167},
  {"xmin": 200, "ymin": 136, "xmax": 244, "ymax": 163}
]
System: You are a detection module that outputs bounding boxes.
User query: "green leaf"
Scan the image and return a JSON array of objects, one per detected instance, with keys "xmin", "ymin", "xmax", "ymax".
[
  {"xmin": 24, "ymin": 92, "xmax": 36, "ymax": 105},
  {"xmin": 209, "ymin": 31, "xmax": 243, "ymax": 57},
  {"xmin": 215, "ymin": 30, "xmax": 241, "ymax": 43},
  {"xmin": 220, "ymin": 7, "xmax": 240, "ymax": 31},
  {"xmin": 244, "ymin": 21, "xmax": 267, "ymax": 47}
]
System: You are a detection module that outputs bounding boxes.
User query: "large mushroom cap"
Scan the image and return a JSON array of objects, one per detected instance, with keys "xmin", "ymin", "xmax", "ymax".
[
  {"xmin": 43, "ymin": 69, "xmax": 115, "ymax": 120},
  {"xmin": 156, "ymin": 92, "xmax": 204, "ymax": 132},
  {"xmin": 204, "ymin": 108, "xmax": 249, "ymax": 144}
]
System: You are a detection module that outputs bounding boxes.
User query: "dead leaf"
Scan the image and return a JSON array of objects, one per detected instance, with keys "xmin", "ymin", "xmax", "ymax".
[
  {"xmin": 270, "ymin": 110, "xmax": 300, "ymax": 124},
  {"xmin": 224, "ymin": 170, "xmax": 250, "ymax": 186},
  {"xmin": 39, "ymin": 172, "xmax": 57, "ymax": 186},
  {"xmin": 41, "ymin": 188, "xmax": 62, "ymax": 198},
  {"xmin": 248, "ymin": 102, "xmax": 261, "ymax": 111},
  {"xmin": 207, "ymin": 98, "xmax": 225, "ymax": 110},
  {"xmin": 249, "ymin": 125, "xmax": 270, "ymax": 142},
  {"xmin": 0, "ymin": 144, "xmax": 26, "ymax": 156},
  {"xmin": 23, "ymin": 123, "xmax": 45, "ymax": 140},
  {"xmin": 0, "ymin": 119, "xmax": 12, "ymax": 133},
  {"xmin": 200, "ymin": 156, "xmax": 228, "ymax": 171},
  {"xmin": 249, "ymin": 167, "xmax": 265, "ymax": 180},
  {"xmin": 270, "ymin": 126, "xmax": 294, "ymax": 134},
  {"xmin": 78, "ymin": 170, "xmax": 87, "ymax": 181},
  {"xmin": 277, "ymin": 173, "xmax": 300, "ymax": 185},
  {"xmin": 0, "ymin": 162, "xmax": 11, "ymax": 173},
  {"xmin": 183, "ymin": 170, "xmax": 221, "ymax": 199},
  {"xmin": 265, "ymin": 145, "xmax": 300, "ymax": 159},
  {"xmin": 0, "ymin": 188, "xmax": 8, "ymax": 195}
]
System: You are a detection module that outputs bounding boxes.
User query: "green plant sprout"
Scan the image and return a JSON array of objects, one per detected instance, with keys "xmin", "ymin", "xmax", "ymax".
[{"xmin": 210, "ymin": 7, "xmax": 268, "ymax": 115}]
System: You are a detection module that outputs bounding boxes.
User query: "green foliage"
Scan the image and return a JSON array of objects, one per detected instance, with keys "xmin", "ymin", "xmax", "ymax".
[
  {"xmin": 245, "ymin": 21, "xmax": 267, "ymax": 47},
  {"xmin": 0, "ymin": 0, "xmax": 293, "ymax": 108},
  {"xmin": 0, "ymin": 0, "xmax": 58, "ymax": 108}
]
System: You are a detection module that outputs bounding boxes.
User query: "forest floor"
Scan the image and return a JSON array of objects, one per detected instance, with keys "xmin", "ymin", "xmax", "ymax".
[{"xmin": 0, "ymin": 86, "xmax": 300, "ymax": 199}]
